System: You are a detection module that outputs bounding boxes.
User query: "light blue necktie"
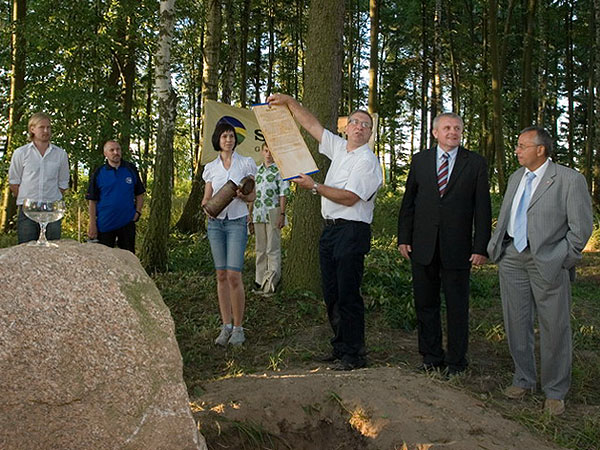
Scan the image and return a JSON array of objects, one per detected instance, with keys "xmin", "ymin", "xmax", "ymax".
[{"xmin": 513, "ymin": 172, "xmax": 535, "ymax": 252}]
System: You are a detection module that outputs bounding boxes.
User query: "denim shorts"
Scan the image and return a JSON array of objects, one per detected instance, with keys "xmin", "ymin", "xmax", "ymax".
[{"xmin": 207, "ymin": 216, "xmax": 248, "ymax": 272}]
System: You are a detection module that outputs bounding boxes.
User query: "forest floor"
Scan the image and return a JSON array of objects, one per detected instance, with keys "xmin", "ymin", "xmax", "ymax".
[{"xmin": 156, "ymin": 231, "xmax": 600, "ymax": 450}]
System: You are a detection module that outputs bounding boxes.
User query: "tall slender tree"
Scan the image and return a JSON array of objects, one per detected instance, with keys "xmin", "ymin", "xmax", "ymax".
[
  {"xmin": 0, "ymin": 0, "xmax": 27, "ymax": 232},
  {"xmin": 140, "ymin": 0, "xmax": 177, "ymax": 272},
  {"xmin": 488, "ymin": 0, "xmax": 506, "ymax": 192},
  {"xmin": 518, "ymin": 0, "xmax": 538, "ymax": 131}
]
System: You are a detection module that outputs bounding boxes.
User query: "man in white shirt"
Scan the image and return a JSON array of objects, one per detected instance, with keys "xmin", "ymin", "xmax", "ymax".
[
  {"xmin": 267, "ymin": 93, "xmax": 383, "ymax": 370},
  {"xmin": 8, "ymin": 113, "xmax": 70, "ymax": 243}
]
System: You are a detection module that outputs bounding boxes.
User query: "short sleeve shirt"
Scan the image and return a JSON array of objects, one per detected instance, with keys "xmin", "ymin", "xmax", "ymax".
[
  {"xmin": 86, "ymin": 160, "xmax": 146, "ymax": 233},
  {"xmin": 252, "ymin": 163, "xmax": 290, "ymax": 223},
  {"xmin": 202, "ymin": 152, "xmax": 257, "ymax": 220},
  {"xmin": 8, "ymin": 142, "xmax": 70, "ymax": 205},
  {"xmin": 319, "ymin": 130, "xmax": 383, "ymax": 224}
]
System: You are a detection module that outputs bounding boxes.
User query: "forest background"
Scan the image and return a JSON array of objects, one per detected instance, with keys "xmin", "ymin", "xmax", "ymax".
[
  {"xmin": 0, "ymin": 0, "xmax": 599, "ymax": 276},
  {"xmin": 0, "ymin": 1, "xmax": 599, "ymax": 448}
]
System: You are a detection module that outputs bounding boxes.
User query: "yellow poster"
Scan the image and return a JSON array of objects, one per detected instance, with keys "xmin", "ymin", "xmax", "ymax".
[{"xmin": 201, "ymin": 100, "xmax": 265, "ymax": 165}]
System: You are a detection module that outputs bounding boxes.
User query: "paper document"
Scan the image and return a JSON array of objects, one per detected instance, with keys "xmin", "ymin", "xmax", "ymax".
[{"xmin": 252, "ymin": 103, "xmax": 319, "ymax": 180}]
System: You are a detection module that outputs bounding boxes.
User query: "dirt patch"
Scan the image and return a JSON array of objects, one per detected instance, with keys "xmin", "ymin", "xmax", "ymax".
[{"xmin": 193, "ymin": 367, "xmax": 562, "ymax": 449}]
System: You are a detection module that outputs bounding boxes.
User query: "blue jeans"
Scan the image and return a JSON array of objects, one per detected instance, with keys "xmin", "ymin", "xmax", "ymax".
[
  {"xmin": 207, "ymin": 216, "xmax": 248, "ymax": 272},
  {"xmin": 17, "ymin": 206, "xmax": 62, "ymax": 244}
]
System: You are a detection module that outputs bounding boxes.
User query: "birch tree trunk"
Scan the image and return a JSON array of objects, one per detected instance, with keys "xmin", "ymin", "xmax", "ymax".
[{"xmin": 140, "ymin": 0, "xmax": 177, "ymax": 272}]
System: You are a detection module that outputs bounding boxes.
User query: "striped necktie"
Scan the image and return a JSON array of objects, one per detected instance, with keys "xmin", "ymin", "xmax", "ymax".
[{"xmin": 438, "ymin": 152, "xmax": 449, "ymax": 196}]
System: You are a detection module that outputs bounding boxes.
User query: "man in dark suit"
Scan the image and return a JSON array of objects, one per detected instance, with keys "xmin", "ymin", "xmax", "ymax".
[
  {"xmin": 397, "ymin": 112, "xmax": 491, "ymax": 375},
  {"xmin": 487, "ymin": 126, "xmax": 593, "ymax": 415}
]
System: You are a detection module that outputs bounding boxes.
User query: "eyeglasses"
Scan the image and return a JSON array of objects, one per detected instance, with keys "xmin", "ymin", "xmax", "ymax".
[
  {"xmin": 516, "ymin": 143, "xmax": 539, "ymax": 150},
  {"xmin": 348, "ymin": 118, "xmax": 372, "ymax": 129}
]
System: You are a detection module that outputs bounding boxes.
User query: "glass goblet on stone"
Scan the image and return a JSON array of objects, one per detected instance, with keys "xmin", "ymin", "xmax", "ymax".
[{"xmin": 22, "ymin": 199, "xmax": 66, "ymax": 247}]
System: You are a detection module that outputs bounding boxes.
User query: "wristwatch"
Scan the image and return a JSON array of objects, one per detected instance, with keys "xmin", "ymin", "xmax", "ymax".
[{"xmin": 311, "ymin": 183, "xmax": 319, "ymax": 195}]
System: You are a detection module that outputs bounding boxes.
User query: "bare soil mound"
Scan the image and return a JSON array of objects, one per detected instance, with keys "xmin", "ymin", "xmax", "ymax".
[{"xmin": 193, "ymin": 366, "xmax": 562, "ymax": 449}]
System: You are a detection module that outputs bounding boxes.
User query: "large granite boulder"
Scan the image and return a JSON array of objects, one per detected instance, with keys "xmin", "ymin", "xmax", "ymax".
[{"xmin": 0, "ymin": 241, "xmax": 206, "ymax": 450}]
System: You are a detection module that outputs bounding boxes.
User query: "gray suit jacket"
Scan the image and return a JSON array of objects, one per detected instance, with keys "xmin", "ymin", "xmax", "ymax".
[{"xmin": 487, "ymin": 160, "xmax": 593, "ymax": 283}]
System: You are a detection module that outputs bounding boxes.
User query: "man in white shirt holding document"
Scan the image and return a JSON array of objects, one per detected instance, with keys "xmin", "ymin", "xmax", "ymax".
[{"xmin": 267, "ymin": 93, "xmax": 382, "ymax": 371}]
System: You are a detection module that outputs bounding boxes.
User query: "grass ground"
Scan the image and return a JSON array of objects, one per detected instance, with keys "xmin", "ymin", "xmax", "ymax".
[
  {"xmin": 154, "ymin": 189, "xmax": 600, "ymax": 449},
  {"xmin": 2, "ymin": 188, "xmax": 598, "ymax": 448}
]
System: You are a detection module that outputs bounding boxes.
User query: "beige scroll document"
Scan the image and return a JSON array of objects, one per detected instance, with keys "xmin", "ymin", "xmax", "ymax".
[{"xmin": 252, "ymin": 103, "xmax": 319, "ymax": 180}]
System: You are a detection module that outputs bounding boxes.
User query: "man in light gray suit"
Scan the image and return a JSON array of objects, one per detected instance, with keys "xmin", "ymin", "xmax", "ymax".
[{"xmin": 487, "ymin": 126, "xmax": 593, "ymax": 416}]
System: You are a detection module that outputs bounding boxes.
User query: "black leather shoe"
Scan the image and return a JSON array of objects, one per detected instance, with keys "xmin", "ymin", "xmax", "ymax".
[
  {"xmin": 331, "ymin": 357, "xmax": 367, "ymax": 371},
  {"xmin": 315, "ymin": 353, "xmax": 339, "ymax": 362}
]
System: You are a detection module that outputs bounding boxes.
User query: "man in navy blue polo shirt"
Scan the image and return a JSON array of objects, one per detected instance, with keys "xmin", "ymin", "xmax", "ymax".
[{"xmin": 86, "ymin": 140, "xmax": 145, "ymax": 253}]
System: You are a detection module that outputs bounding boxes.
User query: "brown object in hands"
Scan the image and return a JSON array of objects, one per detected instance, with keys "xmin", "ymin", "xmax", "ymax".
[{"xmin": 203, "ymin": 176, "xmax": 255, "ymax": 218}]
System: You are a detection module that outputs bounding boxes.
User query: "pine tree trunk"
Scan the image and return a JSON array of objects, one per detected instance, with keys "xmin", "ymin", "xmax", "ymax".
[
  {"xmin": 594, "ymin": 0, "xmax": 600, "ymax": 205},
  {"xmin": 419, "ymin": 0, "xmax": 429, "ymax": 150},
  {"xmin": 239, "ymin": 0, "xmax": 250, "ymax": 108},
  {"xmin": 430, "ymin": 0, "xmax": 442, "ymax": 128},
  {"xmin": 518, "ymin": 0, "xmax": 537, "ymax": 131},
  {"xmin": 565, "ymin": 2, "xmax": 575, "ymax": 168},
  {"xmin": 1, "ymin": 0, "xmax": 27, "ymax": 233},
  {"xmin": 488, "ymin": 0, "xmax": 506, "ymax": 193},
  {"xmin": 368, "ymin": 0, "xmax": 379, "ymax": 116},
  {"xmin": 221, "ymin": 0, "xmax": 237, "ymax": 104},
  {"xmin": 283, "ymin": 0, "xmax": 344, "ymax": 293},
  {"xmin": 140, "ymin": 0, "xmax": 177, "ymax": 272}
]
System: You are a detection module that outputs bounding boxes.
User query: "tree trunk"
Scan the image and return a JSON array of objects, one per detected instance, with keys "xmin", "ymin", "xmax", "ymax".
[
  {"xmin": 239, "ymin": 0, "xmax": 251, "ymax": 108},
  {"xmin": 593, "ymin": 0, "xmax": 600, "ymax": 205},
  {"xmin": 488, "ymin": 0, "xmax": 506, "ymax": 192},
  {"xmin": 221, "ymin": 0, "xmax": 237, "ymax": 104},
  {"xmin": 430, "ymin": 0, "xmax": 442, "ymax": 129},
  {"xmin": 368, "ymin": 0, "xmax": 379, "ymax": 116},
  {"xmin": 175, "ymin": 0, "xmax": 221, "ymax": 234},
  {"xmin": 141, "ymin": 51, "xmax": 153, "ymax": 187},
  {"xmin": 565, "ymin": 2, "xmax": 575, "ymax": 168},
  {"xmin": 140, "ymin": 0, "xmax": 177, "ymax": 272},
  {"xmin": 518, "ymin": 0, "xmax": 537, "ymax": 131},
  {"xmin": 419, "ymin": 0, "xmax": 430, "ymax": 150},
  {"xmin": 283, "ymin": 0, "xmax": 344, "ymax": 293},
  {"xmin": 1, "ymin": 0, "xmax": 27, "ymax": 233},
  {"xmin": 446, "ymin": 0, "xmax": 460, "ymax": 113},
  {"xmin": 266, "ymin": 0, "xmax": 275, "ymax": 97}
]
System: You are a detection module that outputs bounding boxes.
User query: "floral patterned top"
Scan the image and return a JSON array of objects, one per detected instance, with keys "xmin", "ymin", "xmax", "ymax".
[{"xmin": 252, "ymin": 163, "xmax": 290, "ymax": 223}]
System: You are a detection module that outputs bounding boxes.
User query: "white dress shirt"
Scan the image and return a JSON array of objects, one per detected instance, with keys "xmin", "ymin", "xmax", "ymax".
[
  {"xmin": 8, "ymin": 142, "xmax": 70, "ymax": 206},
  {"xmin": 202, "ymin": 151, "xmax": 257, "ymax": 220},
  {"xmin": 507, "ymin": 158, "xmax": 550, "ymax": 237},
  {"xmin": 319, "ymin": 130, "xmax": 383, "ymax": 224}
]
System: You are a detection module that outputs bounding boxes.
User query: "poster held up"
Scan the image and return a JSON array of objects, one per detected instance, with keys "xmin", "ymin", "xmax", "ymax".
[{"xmin": 252, "ymin": 103, "xmax": 319, "ymax": 180}]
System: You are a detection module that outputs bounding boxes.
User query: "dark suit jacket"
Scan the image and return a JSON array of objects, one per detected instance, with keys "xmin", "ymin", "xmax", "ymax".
[{"xmin": 398, "ymin": 146, "xmax": 492, "ymax": 270}]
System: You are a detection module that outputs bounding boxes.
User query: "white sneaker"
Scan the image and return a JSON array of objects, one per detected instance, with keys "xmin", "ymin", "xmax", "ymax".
[
  {"xmin": 215, "ymin": 325, "xmax": 232, "ymax": 346},
  {"xmin": 228, "ymin": 327, "xmax": 246, "ymax": 346}
]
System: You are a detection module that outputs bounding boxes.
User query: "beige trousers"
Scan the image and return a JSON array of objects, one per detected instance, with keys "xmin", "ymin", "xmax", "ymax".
[{"xmin": 254, "ymin": 208, "xmax": 282, "ymax": 292}]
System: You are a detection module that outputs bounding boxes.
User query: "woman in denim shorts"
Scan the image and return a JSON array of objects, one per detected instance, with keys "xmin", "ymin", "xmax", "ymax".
[{"xmin": 202, "ymin": 122, "xmax": 257, "ymax": 347}]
